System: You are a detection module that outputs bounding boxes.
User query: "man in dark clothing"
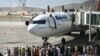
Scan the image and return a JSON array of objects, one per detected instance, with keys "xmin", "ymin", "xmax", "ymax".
[
  {"xmin": 19, "ymin": 47, "xmax": 21, "ymax": 56},
  {"xmin": 7, "ymin": 49, "xmax": 11, "ymax": 56},
  {"xmin": 61, "ymin": 37, "xmax": 66, "ymax": 46},
  {"xmin": 26, "ymin": 46, "xmax": 31, "ymax": 56},
  {"xmin": 78, "ymin": 45, "xmax": 83, "ymax": 55},
  {"xmin": 60, "ymin": 45, "xmax": 65, "ymax": 56},
  {"xmin": 55, "ymin": 47, "xmax": 58, "ymax": 56},
  {"xmin": 0, "ymin": 52, "xmax": 3, "ymax": 56}
]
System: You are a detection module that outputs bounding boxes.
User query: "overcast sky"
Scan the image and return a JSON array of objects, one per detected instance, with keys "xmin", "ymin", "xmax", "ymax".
[{"xmin": 0, "ymin": 0, "xmax": 88, "ymax": 8}]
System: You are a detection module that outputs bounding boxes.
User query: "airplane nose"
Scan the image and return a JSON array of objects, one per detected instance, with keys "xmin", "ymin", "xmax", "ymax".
[
  {"xmin": 28, "ymin": 24, "xmax": 37, "ymax": 33},
  {"xmin": 28, "ymin": 24, "xmax": 33, "ymax": 32}
]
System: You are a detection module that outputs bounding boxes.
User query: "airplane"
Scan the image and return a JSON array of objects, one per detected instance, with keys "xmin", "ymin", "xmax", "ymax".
[
  {"xmin": 25, "ymin": 0, "xmax": 100, "ymax": 45},
  {"xmin": 25, "ymin": 11, "xmax": 85, "ymax": 45}
]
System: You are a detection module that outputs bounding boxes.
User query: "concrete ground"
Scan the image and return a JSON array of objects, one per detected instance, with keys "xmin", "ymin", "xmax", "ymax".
[{"xmin": 0, "ymin": 21, "xmax": 75, "ymax": 54}]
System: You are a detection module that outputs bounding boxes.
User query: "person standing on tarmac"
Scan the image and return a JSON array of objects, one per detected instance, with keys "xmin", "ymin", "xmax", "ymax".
[
  {"xmin": 61, "ymin": 37, "xmax": 66, "ymax": 46},
  {"xmin": 19, "ymin": 47, "xmax": 22, "ymax": 56},
  {"xmin": 4, "ymin": 53, "xmax": 7, "ymax": 56},
  {"xmin": 39, "ymin": 47, "xmax": 42, "ymax": 56},
  {"xmin": 60, "ymin": 45, "xmax": 65, "ymax": 56},
  {"xmin": 41, "ymin": 47, "xmax": 46, "ymax": 56},
  {"xmin": 26, "ymin": 46, "xmax": 31, "ymax": 56},
  {"xmin": 32, "ymin": 46, "xmax": 35, "ymax": 56},
  {"xmin": 73, "ymin": 46, "xmax": 78, "ymax": 56},
  {"xmin": 56, "ymin": 46, "xmax": 60, "ymax": 56},
  {"xmin": 7, "ymin": 48, "xmax": 11, "ymax": 56},
  {"xmin": 83, "ymin": 45, "xmax": 87, "ymax": 56},
  {"xmin": 22, "ymin": 48, "xmax": 25, "ymax": 56}
]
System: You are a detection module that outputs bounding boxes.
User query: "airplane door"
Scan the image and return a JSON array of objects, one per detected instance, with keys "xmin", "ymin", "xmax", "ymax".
[{"xmin": 48, "ymin": 16, "xmax": 57, "ymax": 29}]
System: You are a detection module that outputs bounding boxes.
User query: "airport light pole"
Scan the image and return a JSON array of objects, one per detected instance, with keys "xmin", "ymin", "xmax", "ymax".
[{"xmin": 89, "ymin": 7, "xmax": 92, "ymax": 42}]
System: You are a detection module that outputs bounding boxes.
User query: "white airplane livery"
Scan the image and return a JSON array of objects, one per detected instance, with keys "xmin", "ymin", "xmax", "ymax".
[{"xmin": 27, "ymin": 12, "xmax": 73, "ymax": 37}]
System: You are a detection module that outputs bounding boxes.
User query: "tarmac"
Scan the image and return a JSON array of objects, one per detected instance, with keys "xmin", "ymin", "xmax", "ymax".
[{"xmin": 0, "ymin": 21, "xmax": 75, "ymax": 54}]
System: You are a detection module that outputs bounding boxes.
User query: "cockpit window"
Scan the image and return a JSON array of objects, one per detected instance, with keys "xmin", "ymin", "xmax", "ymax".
[{"xmin": 33, "ymin": 20, "xmax": 46, "ymax": 24}]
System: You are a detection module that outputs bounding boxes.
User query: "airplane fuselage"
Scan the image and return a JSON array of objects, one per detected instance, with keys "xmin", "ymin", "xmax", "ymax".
[{"xmin": 27, "ymin": 12, "xmax": 73, "ymax": 37}]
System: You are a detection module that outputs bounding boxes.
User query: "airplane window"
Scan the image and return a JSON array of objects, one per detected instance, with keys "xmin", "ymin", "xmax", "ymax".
[{"xmin": 33, "ymin": 20, "xmax": 46, "ymax": 24}]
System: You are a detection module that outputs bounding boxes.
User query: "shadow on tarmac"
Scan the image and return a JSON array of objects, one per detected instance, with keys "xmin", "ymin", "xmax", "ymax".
[{"xmin": 63, "ymin": 33, "xmax": 100, "ymax": 45}]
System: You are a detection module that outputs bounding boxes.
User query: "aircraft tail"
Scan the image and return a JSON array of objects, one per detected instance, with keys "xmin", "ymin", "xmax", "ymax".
[{"xmin": 97, "ymin": 0, "xmax": 100, "ymax": 11}]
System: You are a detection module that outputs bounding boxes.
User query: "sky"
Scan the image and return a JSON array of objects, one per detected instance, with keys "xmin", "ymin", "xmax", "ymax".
[{"xmin": 0, "ymin": 0, "xmax": 88, "ymax": 8}]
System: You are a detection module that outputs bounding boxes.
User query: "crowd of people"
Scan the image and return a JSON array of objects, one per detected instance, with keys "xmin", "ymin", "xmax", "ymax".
[{"xmin": 2, "ymin": 43, "xmax": 100, "ymax": 56}]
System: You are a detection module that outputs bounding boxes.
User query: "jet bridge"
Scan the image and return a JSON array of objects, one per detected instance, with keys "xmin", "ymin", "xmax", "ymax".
[
  {"xmin": 74, "ymin": 11, "xmax": 100, "ymax": 42},
  {"xmin": 84, "ymin": 11, "xmax": 100, "ymax": 27},
  {"xmin": 84, "ymin": 11, "xmax": 100, "ymax": 42},
  {"xmin": 78, "ymin": 11, "xmax": 100, "ymax": 42},
  {"xmin": 75, "ymin": 11, "xmax": 100, "ymax": 27}
]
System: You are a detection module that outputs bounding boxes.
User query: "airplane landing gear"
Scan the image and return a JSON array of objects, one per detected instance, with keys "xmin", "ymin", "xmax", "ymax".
[{"xmin": 42, "ymin": 37, "xmax": 50, "ymax": 46}]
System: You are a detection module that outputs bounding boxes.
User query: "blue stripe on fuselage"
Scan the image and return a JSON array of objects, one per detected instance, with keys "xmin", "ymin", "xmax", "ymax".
[{"xmin": 55, "ymin": 15, "xmax": 67, "ymax": 20}]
